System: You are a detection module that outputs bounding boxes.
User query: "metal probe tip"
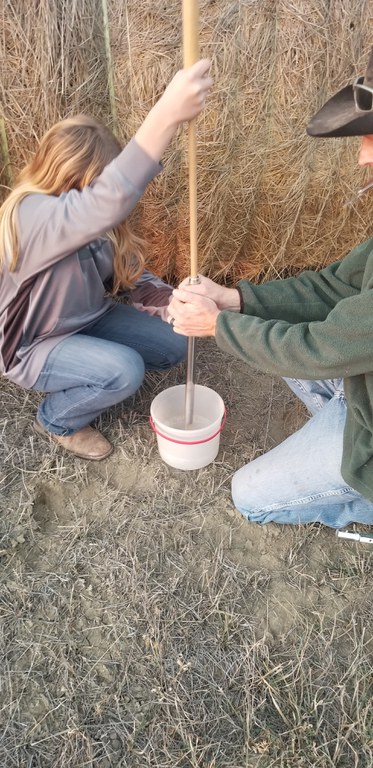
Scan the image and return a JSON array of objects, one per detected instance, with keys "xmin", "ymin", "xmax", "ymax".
[{"xmin": 337, "ymin": 530, "xmax": 373, "ymax": 544}]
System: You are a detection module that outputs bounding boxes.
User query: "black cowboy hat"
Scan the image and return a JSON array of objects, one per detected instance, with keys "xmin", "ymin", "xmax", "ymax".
[{"xmin": 307, "ymin": 46, "xmax": 373, "ymax": 137}]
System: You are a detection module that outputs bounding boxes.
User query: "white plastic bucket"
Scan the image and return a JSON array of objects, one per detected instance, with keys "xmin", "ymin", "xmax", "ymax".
[{"xmin": 150, "ymin": 384, "xmax": 225, "ymax": 470}]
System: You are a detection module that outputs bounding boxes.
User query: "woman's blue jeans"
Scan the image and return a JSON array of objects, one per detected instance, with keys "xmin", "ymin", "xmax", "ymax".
[
  {"xmin": 231, "ymin": 377, "xmax": 373, "ymax": 528},
  {"xmin": 33, "ymin": 304, "xmax": 186, "ymax": 436}
]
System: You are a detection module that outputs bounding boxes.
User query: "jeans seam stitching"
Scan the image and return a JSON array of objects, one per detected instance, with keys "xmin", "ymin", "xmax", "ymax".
[{"xmin": 258, "ymin": 485, "xmax": 357, "ymax": 513}]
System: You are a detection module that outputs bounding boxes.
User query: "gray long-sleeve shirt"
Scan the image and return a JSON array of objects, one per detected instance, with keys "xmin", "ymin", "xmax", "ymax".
[{"xmin": 0, "ymin": 139, "xmax": 165, "ymax": 389}]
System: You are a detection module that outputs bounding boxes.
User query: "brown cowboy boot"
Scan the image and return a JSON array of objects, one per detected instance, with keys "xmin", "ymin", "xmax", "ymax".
[{"xmin": 33, "ymin": 419, "xmax": 113, "ymax": 461}]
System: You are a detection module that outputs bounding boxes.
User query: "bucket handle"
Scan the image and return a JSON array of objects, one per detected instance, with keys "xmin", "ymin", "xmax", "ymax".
[{"xmin": 149, "ymin": 408, "xmax": 226, "ymax": 446}]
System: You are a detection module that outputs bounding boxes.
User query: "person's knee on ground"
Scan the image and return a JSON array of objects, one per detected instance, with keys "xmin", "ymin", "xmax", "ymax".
[{"xmin": 231, "ymin": 460, "xmax": 263, "ymax": 521}]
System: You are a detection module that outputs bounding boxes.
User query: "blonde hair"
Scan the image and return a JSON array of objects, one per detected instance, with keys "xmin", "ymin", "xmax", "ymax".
[{"xmin": 0, "ymin": 114, "xmax": 146, "ymax": 291}]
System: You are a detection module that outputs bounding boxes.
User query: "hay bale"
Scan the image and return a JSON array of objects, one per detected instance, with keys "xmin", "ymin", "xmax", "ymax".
[
  {"xmin": 1, "ymin": 0, "xmax": 371, "ymax": 283},
  {"xmin": 0, "ymin": 0, "xmax": 111, "ymax": 164}
]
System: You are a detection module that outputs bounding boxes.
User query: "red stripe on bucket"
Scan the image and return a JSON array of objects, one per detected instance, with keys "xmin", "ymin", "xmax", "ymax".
[{"xmin": 149, "ymin": 408, "xmax": 226, "ymax": 446}]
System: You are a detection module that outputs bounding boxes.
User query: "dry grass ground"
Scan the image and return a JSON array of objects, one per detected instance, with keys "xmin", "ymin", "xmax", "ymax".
[{"xmin": 0, "ymin": 341, "xmax": 372, "ymax": 768}]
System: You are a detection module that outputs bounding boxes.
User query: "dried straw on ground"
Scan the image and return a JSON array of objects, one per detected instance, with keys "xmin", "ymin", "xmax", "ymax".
[{"xmin": 1, "ymin": 0, "xmax": 372, "ymax": 282}]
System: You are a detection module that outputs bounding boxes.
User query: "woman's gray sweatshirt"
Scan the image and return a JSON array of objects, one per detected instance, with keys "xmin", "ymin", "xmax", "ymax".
[{"xmin": 0, "ymin": 139, "xmax": 171, "ymax": 389}]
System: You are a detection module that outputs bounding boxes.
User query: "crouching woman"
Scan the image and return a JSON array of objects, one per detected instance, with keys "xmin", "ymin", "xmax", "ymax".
[{"xmin": 0, "ymin": 59, "xmax": 212, "ymax": 460}]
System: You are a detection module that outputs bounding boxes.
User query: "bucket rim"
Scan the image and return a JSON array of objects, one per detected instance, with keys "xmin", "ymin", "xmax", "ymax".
[{"xmin": 151, "ymin": 383, "xmax": 224, "ymax": 401}]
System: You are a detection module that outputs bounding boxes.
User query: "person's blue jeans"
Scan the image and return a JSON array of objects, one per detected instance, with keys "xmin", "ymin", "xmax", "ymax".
[
  {"xmin": 33, "ymin": 304, "xmax": 186, "ymax": 436},
  {"xmin": 231, "ymin": 377, "xmax": 373, "ymax": 528}
]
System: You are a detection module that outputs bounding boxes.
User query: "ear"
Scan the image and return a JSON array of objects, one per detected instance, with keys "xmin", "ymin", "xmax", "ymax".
[{"xmin": 364, "ymin": 46, "xmax": 373, "ymax": 89}]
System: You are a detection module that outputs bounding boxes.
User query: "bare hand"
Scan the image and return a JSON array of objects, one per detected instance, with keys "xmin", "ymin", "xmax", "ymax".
[
  {"xmin": 168, "ymin": 289, "xmax": 220, "ymax": 337},
  {"xmin": 158, "ymin": 59, "xmax": 213, "ymax": 126},
  {"xmin": 177, "ymin": 274, "xmax": 241, "ymax": 311},
  {"xmin": 135, "ymin": 61, "xmax": 212, "ymax": 164}
]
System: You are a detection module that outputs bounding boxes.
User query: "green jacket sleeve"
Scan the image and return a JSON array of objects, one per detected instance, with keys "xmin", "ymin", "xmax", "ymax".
[
  {"xmin": 215, "ymin": 239, "xmax": 373, "ymax": 379},
  {"xmin": 237, "ymin": 239, "xmax": 370, "ymax": 323}
]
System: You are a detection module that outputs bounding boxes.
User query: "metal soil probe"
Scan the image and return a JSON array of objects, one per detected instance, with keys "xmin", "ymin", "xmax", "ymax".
[{"xmin": 182, "ymin": 0, "xmax": 200, "ymax": 427}]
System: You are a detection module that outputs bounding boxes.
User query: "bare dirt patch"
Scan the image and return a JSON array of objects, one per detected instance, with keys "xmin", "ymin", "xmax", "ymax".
[{"xmin": 0, "ymin": 339, "xmax": 372, "ymax": 767}]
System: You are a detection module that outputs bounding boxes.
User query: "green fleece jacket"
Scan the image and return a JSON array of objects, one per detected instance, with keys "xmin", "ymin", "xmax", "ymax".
[{"xmin": 215, "ymin": 237, "xmax": 373, "ymax": 501}]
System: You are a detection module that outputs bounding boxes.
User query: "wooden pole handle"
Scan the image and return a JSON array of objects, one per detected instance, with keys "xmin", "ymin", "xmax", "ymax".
[
  {"xmin": 183, "ymin": 0, "xmax": 199, "ymax": 67},
  {"xmin": 182, "ymin": 0, "xmax": 199, "ymax": 279}
]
